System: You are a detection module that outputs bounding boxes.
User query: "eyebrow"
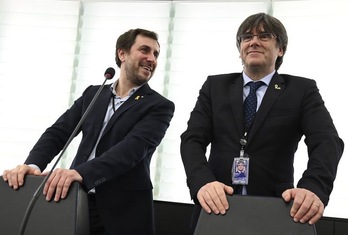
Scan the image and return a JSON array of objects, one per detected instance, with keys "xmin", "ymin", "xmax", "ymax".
[
  {"xmin": 244, "ymin": 30, "xmax": 268, "ymax": 34},
  {"xmin": 139, "ymin": 45, "xmax": 160, "ymax": 57}
]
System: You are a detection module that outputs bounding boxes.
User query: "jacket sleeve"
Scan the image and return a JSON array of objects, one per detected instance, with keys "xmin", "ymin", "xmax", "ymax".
[
  {"xmin": 24, "ymin": 86, "xmax": 93, "ymax": 171},
  {"xmin": 180, "ymin": 76, "xmax": 217, "ymax": 201},
  {"xmin": 296, "ymin": 79, "xmax": 344, "ymax": 206}
]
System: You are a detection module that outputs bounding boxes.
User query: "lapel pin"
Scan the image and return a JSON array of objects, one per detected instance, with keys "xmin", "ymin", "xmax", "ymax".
[
  {"xmin": 135, "ymin": 95, "xmax": 144, "ymax": 100},
  {"xmin": 274, "ymin": 84, "xmax": 281, "ymax": 90}
]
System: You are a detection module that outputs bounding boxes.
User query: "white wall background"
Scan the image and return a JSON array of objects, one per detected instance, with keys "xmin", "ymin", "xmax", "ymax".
[{"xmin": 0, "ymin": 0, "xmax": 347, "ymax": 219}]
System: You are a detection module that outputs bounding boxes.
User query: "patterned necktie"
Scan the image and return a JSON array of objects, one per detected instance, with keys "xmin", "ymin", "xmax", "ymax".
[{"xmin": 244, "ymin": 81, "xmax": 264, "ymax": 129}]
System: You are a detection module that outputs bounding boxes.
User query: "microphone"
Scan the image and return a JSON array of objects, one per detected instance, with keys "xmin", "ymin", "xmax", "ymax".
[
  {"xmin": 104, "ymin": 67, "xmax": 115, "ymax": 79},
  {"xmin": 19, "ymin": 67, "xmax": 116, "ymax": 235}
]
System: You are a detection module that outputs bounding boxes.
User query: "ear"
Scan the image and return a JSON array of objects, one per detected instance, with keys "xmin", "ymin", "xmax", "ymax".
[
  {"xmin": 117, "ymin": 48, "xmax": 126, "ymax": 63},
  {"xmin": 278, "ymin": 47, "xmax": 284, "ymax": 57}
]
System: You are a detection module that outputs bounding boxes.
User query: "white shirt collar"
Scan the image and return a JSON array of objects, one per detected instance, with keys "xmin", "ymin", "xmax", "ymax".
[{"xmin": 242, "ymin": 70, "xmax": 275, "ymax": 86}]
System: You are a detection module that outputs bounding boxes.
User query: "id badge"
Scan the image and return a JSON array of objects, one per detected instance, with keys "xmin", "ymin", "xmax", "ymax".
[{"xmin": 232, "ymin": 157, "xmax": 249, "ymax": 185}]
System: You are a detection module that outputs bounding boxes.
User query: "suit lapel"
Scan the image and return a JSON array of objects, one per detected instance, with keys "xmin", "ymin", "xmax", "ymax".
[
  {"xmin": 229, "ymin": 74, "xmax": 245, "ymax": 136},
  {"xmin": 90, "ymin": 85, "xmax": 113, "ymax": 145},
  {"xmin": 248, "ymin": 72, "xmax": 285, "ymax": 142},
  {"xmin": 73, "ymin": 85, "xmax": 112, "ymax": 166},
  {"xmin": 101, "ymin": 83, "xmax": 152, "ymax": 137}
]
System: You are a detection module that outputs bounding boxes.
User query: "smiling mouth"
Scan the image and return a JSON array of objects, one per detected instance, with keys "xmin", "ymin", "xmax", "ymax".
[
  {"xmin": 247, "ymin": 51, "xmax": 262, "ymax": 54},
  {"xmin": 141, "ymin": 65, "xmax": 152, "ymax": 72}
]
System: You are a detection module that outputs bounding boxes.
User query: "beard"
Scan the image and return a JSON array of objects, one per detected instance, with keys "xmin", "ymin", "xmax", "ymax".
[{"xmin": 124, "ymin": 61, "xmax": 153, "ymax": 86}]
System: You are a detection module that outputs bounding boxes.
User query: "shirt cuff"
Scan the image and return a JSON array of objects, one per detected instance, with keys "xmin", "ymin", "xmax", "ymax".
[{"xmin": 27, "ymin": 164, "xmax": 41, "ymax": 173}]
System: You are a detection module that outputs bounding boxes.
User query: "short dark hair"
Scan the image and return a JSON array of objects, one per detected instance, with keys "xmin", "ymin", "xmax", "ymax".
[
  {"xmin": 115, "ymin": 28, "xmax": 159, "ymax": 68},
  {"xmin": 236, "ymin": 13, "xmax": 288, "ymax": 70}
]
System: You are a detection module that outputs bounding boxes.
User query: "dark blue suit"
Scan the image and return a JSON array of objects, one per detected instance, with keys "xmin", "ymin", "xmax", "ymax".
[
  {"xmin": 25, "ymin": 83, "xmax": 174, "ymax": 234},
  {"xmin": 181, "ymin": 72, "xmax": 343, "ymax": 206}
]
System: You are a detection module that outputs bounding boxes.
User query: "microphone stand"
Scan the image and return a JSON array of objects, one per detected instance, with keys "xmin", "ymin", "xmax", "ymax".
[{"xmin": 19, "ymin": 68, "xmax": 115, "ymax": 235}]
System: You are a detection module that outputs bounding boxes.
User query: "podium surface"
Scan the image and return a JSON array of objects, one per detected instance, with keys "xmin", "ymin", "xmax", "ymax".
[
  {"xmin": 0, "ymin": 175, "xmax": 89, "ymax": 235},
  {"xmin": 194, "ymin": 195, "xmax": 317, "ymax": 235}
]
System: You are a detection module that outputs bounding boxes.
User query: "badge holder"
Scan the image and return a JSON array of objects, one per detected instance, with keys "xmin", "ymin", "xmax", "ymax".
[{"xmin": 232, "ymin": 132, "xmax": 250, "ymax": 195}]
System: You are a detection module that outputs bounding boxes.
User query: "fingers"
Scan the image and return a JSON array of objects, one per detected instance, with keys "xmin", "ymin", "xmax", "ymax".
[
  {"xmin": 43, "ymin": 169, "xmax": 82, "ymax": 202},
  {"xmin": 308, "ymin": 202, "xmax": 324, "ymax": 225},
  {"xmin": 281, "ymin": 189, "xmax": 291, "ymax": 202},
  {"xmin": 3, "ymin": 166, "xmax": 82, "ymax": 203},
  {"xmin": 224, "ymin": 184, "xmax": 234, "ymax": 195},
  {"xmin": 2, "ymin": 165, "xmax": 32, "ymax": 189},
  {"xmin": 197, "ymin": 181, "xmax": 234, "ymax": 215},
  {"xmin": 284, "ymin": 188, "xmax": 324, "ymax": 225},
  {"xmin": 44, "ymin": 169, "xmax": 70, "ymax": 202}
]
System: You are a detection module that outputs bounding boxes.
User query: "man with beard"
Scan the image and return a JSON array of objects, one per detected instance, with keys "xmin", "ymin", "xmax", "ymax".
[{"xmin": 3, "ymin": 28, "xmax": 175, "ymax": 235}]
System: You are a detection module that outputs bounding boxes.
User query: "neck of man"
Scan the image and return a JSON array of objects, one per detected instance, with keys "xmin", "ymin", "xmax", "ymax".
[
  {"xmin": 244, "ymin": 66, "xmax": 275, "ymax": 81},
  {"xmin": 114, "ymin": 76, "xmax": 136, "ymax": 98}
]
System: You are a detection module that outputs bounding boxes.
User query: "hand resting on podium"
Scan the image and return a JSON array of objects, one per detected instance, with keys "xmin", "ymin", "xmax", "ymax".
[
  {"xmin": 2, "ymin": 164, "xmax": 82, "ymax": 202},
  {"xmin": 196, "ymin": 181, "xmax": 324, "ymax": 225}
]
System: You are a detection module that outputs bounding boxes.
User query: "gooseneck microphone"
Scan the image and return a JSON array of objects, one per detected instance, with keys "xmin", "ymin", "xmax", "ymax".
[
  {"xmin": 104, "ymin": 67, "xmax": 115, "ymax": 79},
  {"xmin": 19, "ymin": 67, "xmax": 116, "ymax": 235}
]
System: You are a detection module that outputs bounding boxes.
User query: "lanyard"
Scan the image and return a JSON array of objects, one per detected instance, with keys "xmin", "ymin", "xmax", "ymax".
[{"xmin": 239, "ymin": 131, "xmax": 248, "ymax": 157}]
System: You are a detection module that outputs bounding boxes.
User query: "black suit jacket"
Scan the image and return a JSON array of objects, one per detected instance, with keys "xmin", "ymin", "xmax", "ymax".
[
  {"xmin": 25, "ymin": 83, "xmax": 174, "ymax": 234},
  {"xmin": 181, "ymin": 72, "xmax": 343, "ymax": 206}
]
